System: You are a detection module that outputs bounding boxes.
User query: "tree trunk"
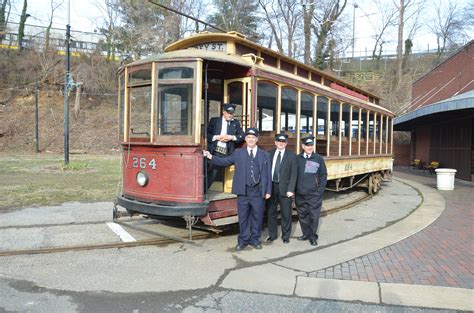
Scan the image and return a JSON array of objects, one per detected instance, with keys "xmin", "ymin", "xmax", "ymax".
[
  {"xmin": 302, "ymin": 1, "xmax": 314, "ymax": 65},
  {"xmin": 18, "ymin": 0, "xmax": 27, "ymax": 50},
  {"xmin": 0, "ymin": 0, "xmax": 7, "ymax": 31},
  {"xmin": 396, "ymin": 0, "xmax": 405, "ymax": 87}
]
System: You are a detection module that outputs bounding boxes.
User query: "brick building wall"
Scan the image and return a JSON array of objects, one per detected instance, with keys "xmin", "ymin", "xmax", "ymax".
[{"xmin": 410, "ymin": 41, "xmax": 474, "ymax": 111}]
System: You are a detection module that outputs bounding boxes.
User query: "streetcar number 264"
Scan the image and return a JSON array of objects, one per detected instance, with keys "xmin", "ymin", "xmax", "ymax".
[{"xmin": 132, "ymin": 157, "xmax": 157, "ymax": 170}]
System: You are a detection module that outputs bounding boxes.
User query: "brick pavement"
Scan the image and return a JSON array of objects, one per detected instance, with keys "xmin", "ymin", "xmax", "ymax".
[{"xmin": 310, "ymin": 167, "xmax": 474, "ymax": 289}]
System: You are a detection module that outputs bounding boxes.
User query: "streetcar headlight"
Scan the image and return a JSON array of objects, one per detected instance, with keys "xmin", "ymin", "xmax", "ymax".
[{"xmin": 136, "ymin": 171, "xmax": 149, "ymax": 187}]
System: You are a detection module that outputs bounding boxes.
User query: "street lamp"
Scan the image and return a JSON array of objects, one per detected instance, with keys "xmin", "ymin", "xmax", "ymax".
[{"xmin": 352, "ymin": 3, "xmax": 358, "ymax": 58}]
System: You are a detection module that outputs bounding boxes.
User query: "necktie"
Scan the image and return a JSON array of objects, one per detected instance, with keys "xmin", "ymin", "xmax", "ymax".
[
  {"xmin": 250, "ymin": 149, "xmax": 254, "ymax": 159},
  {"xmin": 227, "ymin": 121, "xmax": 231, "ymax": 134},
  {"xmin": 273, "ymin": 151, "xmax": 281, "ymax": 182}
]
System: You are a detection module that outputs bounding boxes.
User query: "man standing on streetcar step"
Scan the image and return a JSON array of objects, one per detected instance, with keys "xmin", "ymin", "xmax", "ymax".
[
  {"xmin": 295, "ymin": 136, "xmax": 327, "ymax": 246},
  {"xmin": 266, "ymin": 133, "xmax": 298, "ymax": 244},
  {"xmin": 206, "ymin": 103, "xmax": 244, "ymax": 189},
  {"xmin": 203, "ymin": 128, "xmax": 272, "ymax": 251}
]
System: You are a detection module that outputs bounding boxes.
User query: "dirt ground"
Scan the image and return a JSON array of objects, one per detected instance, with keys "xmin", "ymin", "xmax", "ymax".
[{"xmin": 0, "ymin": 92, "xmax": 120, "ymax": 155}]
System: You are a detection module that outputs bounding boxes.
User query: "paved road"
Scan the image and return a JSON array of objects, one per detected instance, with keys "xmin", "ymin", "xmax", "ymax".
[{"xmin": 0, "ymin": 171, "xmax": 472, "ymax": 312}]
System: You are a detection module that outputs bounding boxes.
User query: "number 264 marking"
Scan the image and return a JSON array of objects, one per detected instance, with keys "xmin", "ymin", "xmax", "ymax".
[{"xmin": 132, "ymin": 157, "xmax": 157, "ymax": 170}]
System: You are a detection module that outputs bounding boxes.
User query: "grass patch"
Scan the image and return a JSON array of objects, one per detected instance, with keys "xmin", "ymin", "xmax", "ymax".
[
  {"xmin": 0, "ymin": 155, "xmax": 121, "ymax": 212},
  {"xmin": 61, "ymin": 161, "xmax": 90, "ymax": 171}
]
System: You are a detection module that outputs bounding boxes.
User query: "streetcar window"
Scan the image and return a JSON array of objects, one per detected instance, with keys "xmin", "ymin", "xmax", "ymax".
[
  {"xmin": 129, "ymin": 86, "xmax": 152, "ymax": 138},
  {"xmin": 300, "ymin": 92, "xmax": 314, "ymax": 135},
  {"xmin": 342, "ymin": 104, "xmax": 350, "ymax": 138},
  {"xmin": 228, "ymin": 81, "xmax": 244, "ymax": 120},
  {"xmin": 159, "ymin": 67, "xmax": 193, "ymax": 79},
  {"xmin": 129, "ymin": 67, "xmax": 152, "ymax": 84},
  {"xmin": 369, "ymin": 112, "xmax": 375, "ymax": 141},
  {"xmin": 330, "ymin": 100, "xmax": 340, "ymax": 137},
  {"xmin": 316, "ymin": 96, "xmax": 328, "ymax": 137},
  {"xmin": 257, "ymin": 82, "xmax": 277, "ymax": 132},
  {"xmin": 119, "ymin": 74, "xmax": 125, "ymax": 141},
  {"xmin": 351, "ymin": 107, "xmax": 359, "ymax": 140},
  {"xmin": 281, "ymin": 87, "xmax": 297, "ymax": 132},
  {"xmin": 360, "ymin": 110, "xmax": 367, "ymax": 139},
  {"xmin": 157, "ymin": 84, "xmax": 193, "ymax": 135}
]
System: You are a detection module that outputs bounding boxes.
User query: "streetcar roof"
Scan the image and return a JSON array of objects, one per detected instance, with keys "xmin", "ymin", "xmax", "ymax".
[{"xmin": 165, "ymin": 32, "xmax": 382, "ymax": 101}]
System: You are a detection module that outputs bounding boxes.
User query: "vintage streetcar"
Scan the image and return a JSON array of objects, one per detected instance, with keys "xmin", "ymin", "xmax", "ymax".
[{"xmin": 115, "ymin": 31, "xmax": 394, "ymax": 230}]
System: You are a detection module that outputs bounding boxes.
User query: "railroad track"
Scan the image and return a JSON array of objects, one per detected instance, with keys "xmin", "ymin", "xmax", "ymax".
[{"xmin": 0, "ymin": 192, "xmax": 371, "ymax": 257}]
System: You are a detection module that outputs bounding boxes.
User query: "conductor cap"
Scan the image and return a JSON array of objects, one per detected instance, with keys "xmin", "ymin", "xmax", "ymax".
[
  {"xmin": 223, "ymin": 103, "xmax": 236, "ymax": 113},
  {"xmin": 302, "ymin": 136, "xmax": 315, "ymax": 146}
]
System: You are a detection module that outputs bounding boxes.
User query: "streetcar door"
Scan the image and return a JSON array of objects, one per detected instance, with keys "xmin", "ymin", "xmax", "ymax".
[
  {"xmin": 224, "ymin": 78, "xmax": 251, "ymax": 130},
  {"xmin": 221, "ymin": 78, "xmax": 251, "ymax": 193}
]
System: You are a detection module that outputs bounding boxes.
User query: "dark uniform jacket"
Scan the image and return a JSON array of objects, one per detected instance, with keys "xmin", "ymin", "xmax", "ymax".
[
  {"xmin": 296, "ymin": 152, "xmax": 327, "ymax": 196},
  {"xmin": 207, "ymin": 117, "xmax": 244, "ymax": 155},
  {"xmin": 210, "ymin": 147, "xmax": 272, "ymax": 198},
  {"xmin": 269, "ymin": 148, "xmax": 298, "ymax": 195}
]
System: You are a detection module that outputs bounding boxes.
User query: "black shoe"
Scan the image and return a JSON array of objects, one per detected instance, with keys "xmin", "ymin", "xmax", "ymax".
[
  {"xmin": 309, "ymin": 238, "xmax": 318, "ymax": 246},
  {"xmin": 235, "ymin": 244, "xmax": 246, "ymax": 251},
  {"xmin": 297, "ymin": 235, "xmax": 309, "ymax": 241},
  {"xmin": 283, "ymin": 239, "xmax": 289, "ymax": 244},
  {"xmin": 266, "ymin": 237, "xmax": 276, "ymax": 242},
  {"xmin": 252, "ymin": 243, "xmax": 263, "ymax": 249}
]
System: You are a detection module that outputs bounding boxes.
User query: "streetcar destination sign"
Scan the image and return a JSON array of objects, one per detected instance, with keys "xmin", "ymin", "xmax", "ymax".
[{"xmin": 191, "ymin": 42, "xmax": 226, "ymax": 52}]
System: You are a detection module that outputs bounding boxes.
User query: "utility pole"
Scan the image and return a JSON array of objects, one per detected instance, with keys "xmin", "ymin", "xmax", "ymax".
[
  {"xmin": 35, "ymin": 81, "xmax": 39, "ymax": 153},
  {"xmin": 352, "ymin": 3, "xmax": 358, "ymax": 58},
  {"xmin": 63, "ymin": 0, "xmax": 70, "ymax": 165}
]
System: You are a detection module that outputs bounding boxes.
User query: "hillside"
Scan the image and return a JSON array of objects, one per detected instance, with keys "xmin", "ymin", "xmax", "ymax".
[{"xmin": 0, "ymin": 92, "xmax": 119, "ymax": 155}]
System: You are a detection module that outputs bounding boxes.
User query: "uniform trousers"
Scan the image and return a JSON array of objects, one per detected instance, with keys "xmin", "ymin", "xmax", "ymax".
[
  {"xmin": 295, "ymin": 194, "xmax": 322, "ymax": 240},
  {"xmin": 267, "ymin": 182, "xmax": 293, "ymax": 240},
  {"xmin": 237, "ymin": 185, "xmax": 265, "ymax": 246}
]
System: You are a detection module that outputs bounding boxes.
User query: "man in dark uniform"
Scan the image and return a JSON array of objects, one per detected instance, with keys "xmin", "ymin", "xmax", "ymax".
[
  {"xmin": 206, "ymin": 103, "xmax": 244, "ymax": 189},
  {"xmin": 266, "ymin": 133, "xmax": 298, "ymax": 244},
  {"xmin": 203, "ymin": 128, "xmax": 272, "ymax": 251},
  {"xmin": 295, "ymin": 136, "xmax": 327, "ymax": 246}
]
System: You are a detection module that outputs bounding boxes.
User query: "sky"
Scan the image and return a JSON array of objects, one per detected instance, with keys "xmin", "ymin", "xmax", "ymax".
[{"xmin": 6, "ymin": 0, "xmax": 474, "ymax": 57}]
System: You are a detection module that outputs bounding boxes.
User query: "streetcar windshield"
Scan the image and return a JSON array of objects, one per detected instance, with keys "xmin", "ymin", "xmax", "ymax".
[
  {"xmin": 156, "ymin": 65, "xmax": 194, "ymax": 137},
  {"xmin": 120, "ymin": 61, "xmax": 198, "ymax": 144}
]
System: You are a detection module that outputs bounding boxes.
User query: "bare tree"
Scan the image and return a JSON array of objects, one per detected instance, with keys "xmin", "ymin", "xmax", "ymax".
[
  {"xmin": 429, "ymin": 0, "xmax": 467, "ymax": 60},
  {"xmin": 370, "ymin": 1, "xmax": 397, "ymax": 67},
  {"xmin": 95, "ymin": 0, "xmax": 120, "ymax": 60},
  {"xmin": 258, "ymin": 0, "xmax": 301, "ymax": 58},
  {"xmin": 302, "ymin": 0, "xmax": 315, "ymax": 65},
  {"xmin": 0, "ymin": 0, "xmax": 11, "ymax": 33},
  {"xmin": 312, "ymin": 0, "xmax": 348, "ymax": 70},
  {"xmin": 45, "ymin": 0, "xmax": 63, "ymax": 51},
  {"xmin": 17, "ymin": 0, "xmax": 28, "ymax": 50},
  {"xmin": 393, "ymin": 0, "xmax": 425, "ymax": 86}
]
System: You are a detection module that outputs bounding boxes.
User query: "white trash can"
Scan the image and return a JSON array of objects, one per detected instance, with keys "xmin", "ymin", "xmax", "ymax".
[{"xmin": 435, "ymin": 168, "xmax": 457, "ymax": 190}]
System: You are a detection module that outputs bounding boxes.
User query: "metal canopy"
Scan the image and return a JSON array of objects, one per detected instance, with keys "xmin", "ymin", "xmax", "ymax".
[{"xmin": 394, "ymin": 90, "xmax": 474, "ymax": 131}]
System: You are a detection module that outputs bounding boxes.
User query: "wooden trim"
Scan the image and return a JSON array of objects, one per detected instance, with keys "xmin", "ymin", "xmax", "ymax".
[
  {"xmin": 296, "ymin": 90, "xmax": 301, "ymax": 155},
  {"xmin": 194, "ymin": 60, "xmax": 203, "ymax": 144},
  {"xmin": 150, "ymin": 62, "xmax": 156, "ymax": 142},
  {"xmin": 379, "ymin": 114, "xmax": 383, "ymax": 154},
  {"xmin": 124, "ymin": 67, "xmax": 130, "ymax": 142},
  {"xmin": 385, "ymin": 115, "xmax": 389, "ymax": 154},
  {"xmin": 349, "ymin": 105, "xmax": 353, "ymax": 156},
  {"xmin": 358, "ymin": 108, "xmax": 361, "ymax": 155},
  {"xmin": 313, "ymin": 94, "xmax": 317, "ymax": 141},
  {"xmin": 365, "ymin": 110, "xmax": 369, "ymax": 155},
  {"xmin": 338, "ymin": 102, "xmax": 342, "ymax": 156},
  {"xmin": 373, "ymin": 112, "xmax": 377, "ymax": 154},
  {"xmin": 327, "ymin": 99, "xmax": 331, "ymax": 156},
  {"xmin": 276, "ymin": 84, "xmax": 282, "ymax": 133}
]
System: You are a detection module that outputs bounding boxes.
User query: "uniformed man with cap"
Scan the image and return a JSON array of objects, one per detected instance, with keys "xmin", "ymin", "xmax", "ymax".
[
  {"xmin": 295, "ymin": 136, "xmax": 327, "ymax": 246},
  {"xmin": 203, "ymin": 128, "xmax": 272, "ymax": 251},
  {"xmin": 266, "ymin": 133, "xmax": 298, "ymax": 244},
  {"xmin": 206, "ymin": 103, "xmax": 244, "ymax": 189}
]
